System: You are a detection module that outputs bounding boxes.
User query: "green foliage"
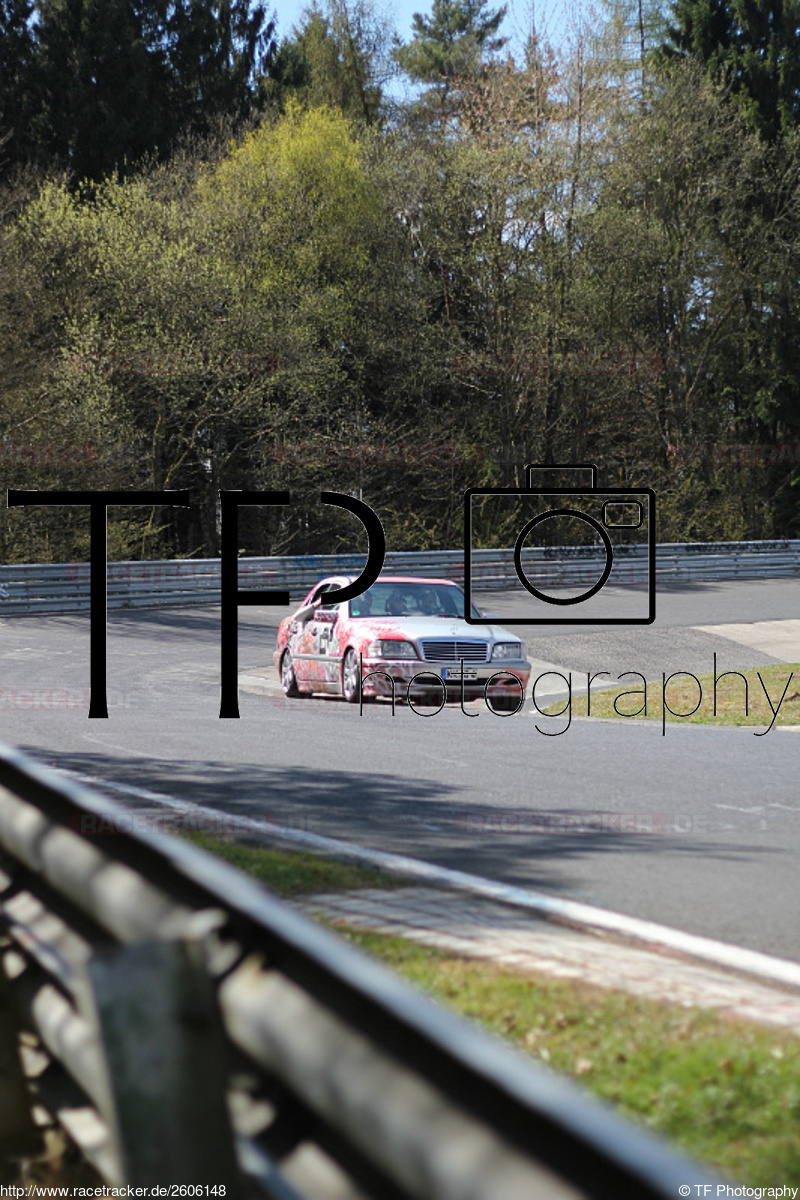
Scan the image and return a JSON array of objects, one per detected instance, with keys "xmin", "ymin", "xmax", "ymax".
[
  {"xmin": 166, "ymin": 0, "xmax": 278, "ymax": 136},
  {"xmin": 394, "ymin": 0, "xmax": 507, "ymax": 85},
  {"xmin": 209, "ymin": 100, "xmax": 380, "ymax": 282},
  {"xmin": 268, "ymin": 0, "xmax": 391, "ymax": 124},
  {"xmin": 0, "ymin": 103, "xmax": 454, "ymax": 559},
  {"xmin": 659, "ymin": 0, "xmax": 800, "ymax": 140},
  {"xmin": 0, "ymin": 0, "xmax": 37, "ymax": 175},
  {"xmin": 9, "ymin": 0, "xmax": 276, "ymax": 180},
  {"xmin": 2, "ymin": 8, "xmax": 800, "ymax": 560},
  {"xmin": 31, "ymin": 0, "xmax": 173, "ymax": 180},
  {"xmin": 393, "ymin": 0, "xmax": 508, "ymax": 125}
]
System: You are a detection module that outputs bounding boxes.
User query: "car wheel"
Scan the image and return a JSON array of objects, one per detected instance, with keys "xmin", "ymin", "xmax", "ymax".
[
  {"xmin": 341, "ymin": 649, "xmax": 361, "ymax": 704},
  {"xmin": 280, "ymin": 650, "xmax": 302, "ymax": 698}
]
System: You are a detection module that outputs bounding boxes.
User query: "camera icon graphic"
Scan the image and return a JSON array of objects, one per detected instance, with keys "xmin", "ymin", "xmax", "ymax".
[{"xmin": 464, "ymin": 463, "xmax": 656, "ymax": 625}]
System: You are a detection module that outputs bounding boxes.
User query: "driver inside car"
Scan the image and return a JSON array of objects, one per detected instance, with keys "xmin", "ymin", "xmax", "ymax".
[
  {"xmin": 385, "ymin": 591, "xmax": 408, "ymax": 616},
  {"xmin": 350, "ymin": 592, "xmax": 372, "ymax": 617}
]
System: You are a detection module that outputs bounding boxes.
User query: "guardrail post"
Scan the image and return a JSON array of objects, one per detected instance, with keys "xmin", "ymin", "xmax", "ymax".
[
  {"xmin": 86, "ymin": 939, "xmax": 242, "ymax": 1190},
  {"xmin": 0, "ymin": 967, "xmax": 41, "ymax": 1167}
]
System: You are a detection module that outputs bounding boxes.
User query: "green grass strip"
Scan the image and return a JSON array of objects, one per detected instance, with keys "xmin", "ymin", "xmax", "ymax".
[
  {"xmin": 185, "ymin": 832, "xmax": 406, "ymax": 896},
  {"xmin": 340, "ymin": 928, "xmax": 800, "ymax": 1187},
  {"xmin": 184, "ymin": 832, "xmax": 800, "ymax": 1185},
  {"xmin": 543, "ymin": 662, "xmax": 800, "ymax": 729}
]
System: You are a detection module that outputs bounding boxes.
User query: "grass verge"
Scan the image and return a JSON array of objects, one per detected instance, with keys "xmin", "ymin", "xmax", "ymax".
[
  {"xmin": 544, "ymin": 661, "xmax": 800, "ymax": 729},
  {"xmin": 184, "ymin": 832, "xmax": 407, "ymax": 896},
  {"xmin": 339, "ymin": 929, "xmax": 800, "ymax": 1187},
  {"xmin": 186, "ymin": 832, "xmax": 800, "ymax": 1186}
]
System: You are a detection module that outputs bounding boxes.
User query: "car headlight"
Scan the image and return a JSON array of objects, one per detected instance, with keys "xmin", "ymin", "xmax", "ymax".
[
  {"xmin": 366, "ymin": 640, "xmax": 417, "ymax": 659},
  {"xmin": 491, "ymin": 641, "xmax": 524, "ymax": 660}
]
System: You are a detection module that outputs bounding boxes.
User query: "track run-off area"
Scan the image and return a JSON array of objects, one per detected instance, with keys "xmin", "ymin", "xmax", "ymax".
[{"xmin": 0, "ymin": 576, "xmax": 798, "ymax": 961}]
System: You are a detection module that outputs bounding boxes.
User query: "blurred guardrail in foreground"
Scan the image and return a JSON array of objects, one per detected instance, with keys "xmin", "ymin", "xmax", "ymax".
[
  {"xmin": 1, "ymin": 540, "xmax": 798, "ymax": 613},
  {"xmin": 0, "ymin": 744, "xmax": 719, "ymax": 1196}
]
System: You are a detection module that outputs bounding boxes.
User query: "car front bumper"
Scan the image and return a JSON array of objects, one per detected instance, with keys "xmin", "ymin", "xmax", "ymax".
[{"xmin": 358, "ymin": 657, "xmax": 531, "ymax": 701}]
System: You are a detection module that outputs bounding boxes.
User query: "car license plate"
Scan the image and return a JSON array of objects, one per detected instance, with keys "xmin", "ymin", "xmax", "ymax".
[{"xmin": 441, "ymin": 667, "xmax": 479, "ymax": 681}]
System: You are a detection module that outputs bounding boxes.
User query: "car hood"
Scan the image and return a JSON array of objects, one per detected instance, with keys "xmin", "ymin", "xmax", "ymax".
[{"xmin": 353, "ymin": 616, "xmax": 515, "ymax": 643}]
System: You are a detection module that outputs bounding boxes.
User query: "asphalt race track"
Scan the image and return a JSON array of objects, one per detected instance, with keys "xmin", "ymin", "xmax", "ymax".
[{"xmin": 0, "ymin": 577, "xmax": 798, "ymax": 960}]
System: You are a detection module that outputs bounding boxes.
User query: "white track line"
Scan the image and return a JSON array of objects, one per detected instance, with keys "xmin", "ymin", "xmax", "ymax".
[{"xmin": 60, "ymin": 768, "xmax": 800, "ymax": 992}]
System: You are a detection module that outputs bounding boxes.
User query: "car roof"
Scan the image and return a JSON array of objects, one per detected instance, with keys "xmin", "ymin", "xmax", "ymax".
[
  {"xmin": 363, "ymin": 576, "xmax": 458, "ymax": 586},
  {"xmin": 310, "ymin": 575, "xmax": 461, "ymax": 597}
]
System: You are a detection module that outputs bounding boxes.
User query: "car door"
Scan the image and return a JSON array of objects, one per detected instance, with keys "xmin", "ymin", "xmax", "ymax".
[
  {"xmin": 288, "ymin": 581, "xmax": 343, "ymax": 692},
  {"xmin": 288, "ymin": 582, "xmax": 330, "ymax": 688},
  {"xmin": 303, "ymin": 591, "xmax": 344, "ymax": 693}
]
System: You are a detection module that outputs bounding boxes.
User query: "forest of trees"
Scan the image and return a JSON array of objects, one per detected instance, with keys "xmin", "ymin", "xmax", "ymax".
[{"xmin": 1, "ymin": 0, "xmax": 798, "ymax": 561}]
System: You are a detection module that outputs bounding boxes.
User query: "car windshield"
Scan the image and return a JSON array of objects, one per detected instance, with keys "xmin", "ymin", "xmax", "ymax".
[{"xmin": 348, "ymin": 582, "xmax": 480, "ymax": 619}]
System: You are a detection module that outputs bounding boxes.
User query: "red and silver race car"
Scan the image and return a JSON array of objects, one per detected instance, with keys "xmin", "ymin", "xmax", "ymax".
[{"xmin": 274, "ymin": 575, "xmax": 531, "ymax": 711}]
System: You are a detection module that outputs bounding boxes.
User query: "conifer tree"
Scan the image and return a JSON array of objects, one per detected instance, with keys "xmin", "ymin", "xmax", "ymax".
[
  {"xmin": 0, "ymin": 0, "xmax": 36, "ymax": 172},
  {"xmin": 393, "ymin": 0, "xmax": 507, "ymax": 121},
  {"xmin": 660, "ymin": 0, "xmax": 800, "ymax": 139}
]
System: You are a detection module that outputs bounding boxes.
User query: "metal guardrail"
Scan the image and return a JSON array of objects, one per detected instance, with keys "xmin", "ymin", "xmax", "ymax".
[
  {"xmin": 0, "ymin": 540, "xmax": 798, "ymax": 613},
  {"xmin": 0, "ymin": 744, "xmax": 719, "ymax": 1196}
]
